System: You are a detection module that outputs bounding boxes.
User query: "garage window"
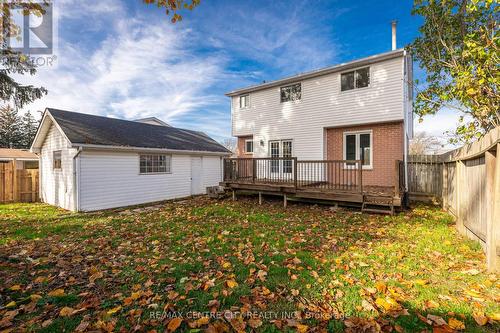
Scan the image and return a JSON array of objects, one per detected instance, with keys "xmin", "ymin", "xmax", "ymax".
[
  {"xmin": 140, "ymin": 155, "xmax": 171, "ymax": 174},
  {"xmin": 53, "ymin": 151, "xmax": 62, "ymax": 170}
]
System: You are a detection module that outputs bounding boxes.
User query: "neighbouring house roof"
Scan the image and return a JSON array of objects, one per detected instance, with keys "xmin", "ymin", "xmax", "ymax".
[
  {"xmin": 134, "ymin": 117, "xmax": 171, "ymax": 127},
  {"xmin": 225, "ymin": 49, "xmax": 406, "ymax": 97},
  {"xmin": 0, "ymin": 148, "xmax": 38, "ymax": 161},
  {"xmin": 31, "ymin": 108, "xmax": 231, "ymax": 154}
]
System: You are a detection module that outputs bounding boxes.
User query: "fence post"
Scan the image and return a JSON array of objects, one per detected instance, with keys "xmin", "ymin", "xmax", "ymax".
[
  {"xmin": 442, "ymin": 162, "xmax": 448, "ymax": 209},
  {"xmin": 455, "ymin": 160, "xmax": 464, "ymax": 234},
  {"xmin": 12, "ymin": 158, "xmax": 18, "ymax": 202},
  {"xmin": 486, "ymin": 147, "xmax": 500, "ymax": 272}
]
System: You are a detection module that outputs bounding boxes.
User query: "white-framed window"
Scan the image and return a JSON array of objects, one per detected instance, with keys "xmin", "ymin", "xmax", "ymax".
[
  {"xmin": 269, "ymin": 139, "xmax": 293, "ymax": 174},
  {"xmin": 341, "ymin": 67, "xmax": 370, "ymax": 91},
  {"xmin": 245, "ymin": 139, "xmax": 253, "ymax": 153},
  {"xmin": 53, "ymin": 150, "xmax": 62, "ymax": 170},
  {"xmin": 239, "ymin": 94, "xmax": 249, "ymax": 109},
  {"xmin": 343, "ymin": 131, "xmax": 372, "ymax": 168},
  {"xmin": 280, "ymin": 83, "xmax": 301, "ymax": 102},
  {"xmin": 139, "ymin": 154, "xmax": 171, "ymax": 174}
]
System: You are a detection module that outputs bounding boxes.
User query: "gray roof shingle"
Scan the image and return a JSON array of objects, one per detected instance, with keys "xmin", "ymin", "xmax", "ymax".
[{"xmin": 48, "ymin": 108, "xmax": 230, "ymax": 154}]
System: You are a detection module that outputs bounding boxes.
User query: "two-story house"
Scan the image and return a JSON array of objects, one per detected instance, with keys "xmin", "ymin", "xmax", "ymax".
[{"xmin": 226, "ymin": 48, "xmax": 413, "ymax": 190}]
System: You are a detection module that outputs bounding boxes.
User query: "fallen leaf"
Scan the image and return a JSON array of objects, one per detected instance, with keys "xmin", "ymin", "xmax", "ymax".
[
  {"xmin": 59, "ymin": 307, "xmax": 75, "ymax": 317},
  {"xmin": 107, "ymin": 305, "xmax": 122, "ymax": 315},
  {"xmin": 226, "ymin": 279, "xmax": 238, "ymax": 289},
  {"xmin": 48, "ymin": 288, "xmax": 65, "ymax": 297},
  {"xmin": 248, "ymin": 318, "xmax": 262, "ymax": 328},
  {"xmin": 472, "ymin": 312, "xmax": 488, "ymax": 326},
  {"xmin": 167, "ymin": 317, "xmax": 182, "ymax": 332},
  {"xmin": 9, "ymin": 285, "xmax": 21, "ymax": 291},
  {"xmin": 448, "ymin": 317, "xmax": 465, "ymax": 330},
  {"xmin": 5, "ymin": 301, "xmax": 16, "ymax": 308}
]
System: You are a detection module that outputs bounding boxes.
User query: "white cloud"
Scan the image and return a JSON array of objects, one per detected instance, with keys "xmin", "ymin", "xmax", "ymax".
[{"xmin": 17, "ymin": 4, "xmax": 226, "ymax": 127}]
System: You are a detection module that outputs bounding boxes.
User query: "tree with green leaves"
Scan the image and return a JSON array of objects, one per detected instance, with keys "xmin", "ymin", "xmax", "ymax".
[
  {"xmin": 410, "ymin": 0, "xmax": 499, "ymax": 144},
  {"xmin": 1, "ymin": 1, "xmax": 48, "ymax": 108},
  {"xmin": 20, "ymin": 110, "xmax": 38, "ymax": 148},
  {"xmin": 142, "ymin": 0, "xmax": 200, "ymax": 22}
]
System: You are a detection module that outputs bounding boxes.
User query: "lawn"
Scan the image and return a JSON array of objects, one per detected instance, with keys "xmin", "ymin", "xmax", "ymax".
[{"xmin": 0, "ymin": 196, "xmax": 498, "ymax": 332}]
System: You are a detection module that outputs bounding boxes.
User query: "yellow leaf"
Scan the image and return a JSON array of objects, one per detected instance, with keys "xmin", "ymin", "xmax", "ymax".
[
  {"xmin": 226, "ymin": 279, "xmax": 238, "ymax": 289},
  {"xmin": 296, "ymin": 323, "xmax": 308, "ymax": 333},
  {"xmin": 375, "ymin": 297, "xmax": 400, "ymax": 312},
  {"xmin": 448, "ymin": 318, "xmax": 465, "ymax": 330},
  {"xmin": 59, "ymin": 307, "xmax": 74, "ymax": 317},
  {"xmin": 472, "ymin": 312, "xmax": 488, "ymax": 326},
  {"xmin": 30, "ymin": 294, "xmax": 42, "ymax": 302},
  {"xmin": 488, "ymin": 312, "xmax": 500, "ymax": 321},
  {"xmin": 375, "ymin": 281, "xmax": 386, "ymax": 294},
  {"xmin": 107, "ymin": 306, "xmax": 122, "ymax": 315},
  {"xmin": 10, "ymin": 285, "xmax": 21, "ymax": 291},
  {"xmin": 167, "ymin": 317, "xmax": 182, "ymax": 332},
  {"xmin": 414, "ymin": 279, "xmax": 429, "ymax": 286},
  {"xmin": 6, "ymin": 301, "xmax": 16, "ymax": 308},
  {"xmin": 48, "ymin": 288, "xmax": 65, "ymax": 297},
  {"xmin": 130, "ymin": 291, "xmax": 141, "ymax": 300},
  {"xmin": 222, "ymin": 262, "xmax": 232, "ymax": 269}
]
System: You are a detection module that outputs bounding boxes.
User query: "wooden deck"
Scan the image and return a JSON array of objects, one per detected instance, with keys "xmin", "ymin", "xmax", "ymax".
[{"xmin": 221, "ymin": 158, "xmax": 405, "ymax": 210}]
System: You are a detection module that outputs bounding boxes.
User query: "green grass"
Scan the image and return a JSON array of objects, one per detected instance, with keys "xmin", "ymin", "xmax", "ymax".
[{"xmin": 0, "ymin": 197, "xmax": 498, "ymax": 332}]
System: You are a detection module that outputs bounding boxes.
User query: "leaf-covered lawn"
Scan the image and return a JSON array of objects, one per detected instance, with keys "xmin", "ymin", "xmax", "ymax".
[{"xmin": 0, "ymin": 197, "xmax": 498, "ymax": 332}]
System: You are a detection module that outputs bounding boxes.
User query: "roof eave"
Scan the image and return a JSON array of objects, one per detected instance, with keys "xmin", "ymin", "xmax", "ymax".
[
  {"xmin": 72, "ymin": 143, "xmax": 232, "ymax": 156},
  {"xmin": 225, "ymin": 49, "xmax": 406, "ymax": 97}
]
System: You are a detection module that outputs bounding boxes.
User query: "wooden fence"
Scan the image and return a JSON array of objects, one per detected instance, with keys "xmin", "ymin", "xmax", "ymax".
[
  {"xmin": 0, "ymin": 162, "xmax": 39, "ymax": 203},
  {"xmin": 407, "ymin": 127, "xmax": 500, "ymax": 272}
]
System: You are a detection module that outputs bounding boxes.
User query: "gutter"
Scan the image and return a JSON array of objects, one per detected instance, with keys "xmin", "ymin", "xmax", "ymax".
[
  {"xmin": 72, "ymin": 147, "xmax": 83, "ymax": 211},
  {"xmin": 71, "ymin": 143, "xmax": 232, "ymax": 156}
]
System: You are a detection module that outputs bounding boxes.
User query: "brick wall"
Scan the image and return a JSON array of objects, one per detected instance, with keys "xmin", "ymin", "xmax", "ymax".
[
  {"xmin": 325, "ymin": 122, "xmax": 403, "ymax": 187},
  {"xmin": 236, "ymin": 136, "xmax": 253, "ymax": 157}
]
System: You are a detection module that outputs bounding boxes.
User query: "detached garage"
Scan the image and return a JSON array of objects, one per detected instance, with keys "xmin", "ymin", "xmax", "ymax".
[{"xmin": 30, "ymin": 108, "xmax": 230, "ymax": 211}]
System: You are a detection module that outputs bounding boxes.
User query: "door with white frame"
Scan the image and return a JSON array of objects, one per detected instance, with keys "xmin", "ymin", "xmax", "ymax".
[
  {"xmin": 190, "ymin": 157, "xmax": 203, "ymax": 195},
  {"xmin": 268, "ymin": 140, "xmax": 293, "ymax": 181}
]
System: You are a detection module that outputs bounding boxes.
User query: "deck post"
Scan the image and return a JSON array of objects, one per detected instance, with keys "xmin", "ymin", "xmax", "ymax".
[
  {"xmin": 252, "ymin": 159, "xmax": 256, "ymax": 183},
  {"xmin": 232, "ymin": 190, "xmax": 236, "ymax": 201},
  {"xmin": 258, "ymin": 192, "xmax": 262, "ymax": 205},
  {"xmin": 293, "ymin": 158, "xmax": 298, "ymax": 189},
  {"xmin": 358, "ymin": 160, "xmax": 363, "ymax": 193},
  {"xmin": 283, "ymin": 194, "xmax": 287, "ymax": 208},
  {"xmin": 394, "ymin": 160, "xmax": 400, "ymax": 197}
]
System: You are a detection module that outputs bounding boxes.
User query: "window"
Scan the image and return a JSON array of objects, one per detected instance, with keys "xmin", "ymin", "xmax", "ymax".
[
  {"xmin": 270, "ymin": 141, "xmax": 280, "ymax": 173},
  {"xmin": 343, "ymin": 131, "xmax": 372, "ymax": 168},
  {"xmin": 282, "ymin": 140, "xmax": 293, "ymax": 174},
  {"xmin": 239, "ymin": 94, "xmax": 249, "ymax": 108},
  {"xmin": 139, "ymin": 155, "xmax": 171, "ymax": 174},
  {"xmin": 53, "ymin": 151, "xmax": 62, "ymax": 170},
  {"xmin": 341, "ymin": 67, "xmax": 370, "ymax": 91},
  {"xmin": 245, "ymin": 139, "xmax": 253, "ymax": 153},
  {"xmin": 280, "ymin": 83, "xmax": 301, "ymax": 102}
]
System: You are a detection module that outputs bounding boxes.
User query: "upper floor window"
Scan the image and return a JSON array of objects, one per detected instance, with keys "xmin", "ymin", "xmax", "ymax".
[
  {"xmin": 140, "ymin": 154, "xmax": 171, "ymax": 174},
  {"xmin": 341, "ymin": 67, "xmax": 370, "ymax": 91},
  {"xmin": 239, "ymin": 94, "xmax": 249, "ymax": 108},
  {"xmin": 53, "ymin": 150, "xmax": 62, "ymax": 170},
  {"xmin": 280, "ymin": 83, "xmax": 301, "ymax": 102},
  {"xmin": 245, "ymin": 139, "xmax": 253, "ymax": 153}
]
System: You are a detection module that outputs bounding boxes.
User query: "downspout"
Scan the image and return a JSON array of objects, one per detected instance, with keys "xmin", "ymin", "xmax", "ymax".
[
  {"xmin": 72, "ymin": 147, "xmax": 83, "ymax": 211},
  {"xmin": 403, "ymin": 51, "xmax": 409, "ymax": 192}
]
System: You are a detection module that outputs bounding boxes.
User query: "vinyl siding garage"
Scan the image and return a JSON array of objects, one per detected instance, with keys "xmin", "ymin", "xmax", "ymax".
[
  {"xmin": 78, "ymin": 151, "xmax": 222, "ymax": 211},
  {"xmin": 31, "ymin": 109, "xmax": 230, "ymax": 212}
]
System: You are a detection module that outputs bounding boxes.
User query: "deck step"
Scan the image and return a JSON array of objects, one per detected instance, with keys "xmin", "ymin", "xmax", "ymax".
[{"xmin": 362, "ymin": 195, "xmax": 394, "ymax": 215}]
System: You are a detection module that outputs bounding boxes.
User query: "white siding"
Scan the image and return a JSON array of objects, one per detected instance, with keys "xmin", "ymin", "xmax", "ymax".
[
  {"xmin": 231, "ymin": 57, "xmax": 405, "ymax": 160},
  {"xmin": 39, "ymin": 124, "xmax": 76, "ymax": 210},
  {"xmin": 78, "ymin": 151, "xmax": 222, "ymax": 211}
]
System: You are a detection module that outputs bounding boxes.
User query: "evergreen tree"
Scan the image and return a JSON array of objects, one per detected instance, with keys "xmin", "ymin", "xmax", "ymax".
[
  {"xmin": 20, "ymin": 110, "xmax": 39, "ymax": 149},
  {"xmin": 0, "ymin": 105, "xmax": 22, "ymax": 148}
]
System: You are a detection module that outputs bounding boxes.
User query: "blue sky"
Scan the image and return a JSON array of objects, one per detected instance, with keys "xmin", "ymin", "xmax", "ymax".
[{"xmin": 21, "ymin": 0, "xmax": 461, "ymax": 143}]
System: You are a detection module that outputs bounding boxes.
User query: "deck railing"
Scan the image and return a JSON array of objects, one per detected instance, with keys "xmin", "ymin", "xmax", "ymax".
[{"xmin": 223, "ymin": 158, "xmax": 364, "ymax": 193}]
